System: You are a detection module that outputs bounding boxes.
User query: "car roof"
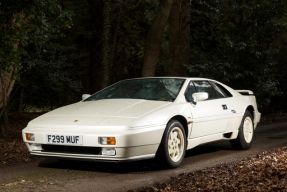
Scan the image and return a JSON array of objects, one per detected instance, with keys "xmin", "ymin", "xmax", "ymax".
[{"xmin": 126, "ymin": 77, "xmax": 215, "ymax": 81}]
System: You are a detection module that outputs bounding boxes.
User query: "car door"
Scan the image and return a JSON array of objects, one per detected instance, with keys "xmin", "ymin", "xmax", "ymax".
[{"xmin": 185, "ymin": 81, "xmax": 231, "ymax": 138}]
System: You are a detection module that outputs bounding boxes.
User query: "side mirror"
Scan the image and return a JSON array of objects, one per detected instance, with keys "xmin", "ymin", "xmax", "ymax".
[
  {"xmin": 82, "ymin": 94, "xmax": 91, "ymax": 100},
  {"xmin": 192, "ymin": 92, "xmax": 208, "ymax": 104}
]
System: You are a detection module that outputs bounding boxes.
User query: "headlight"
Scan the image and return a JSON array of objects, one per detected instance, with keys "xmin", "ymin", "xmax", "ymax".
[
  {"xmin": 25, "ymin": 133, "xmax": 35, "ymax": 141},
  {"xmin": 99, "ymin": 137, "xmax": 116, "ymax": 145}
]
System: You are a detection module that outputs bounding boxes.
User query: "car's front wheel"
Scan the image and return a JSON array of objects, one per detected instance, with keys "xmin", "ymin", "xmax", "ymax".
[
  {"xmin": 156, "ymin": 120, "xmax": 186, "ymax": 168},
  {"xmin": 230, "ymin": 111, "xmax": 254, "ymax": 150}
]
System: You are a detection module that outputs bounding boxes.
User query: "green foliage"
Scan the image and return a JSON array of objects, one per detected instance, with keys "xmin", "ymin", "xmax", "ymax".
[
  {"xmin": 0, "ymin": 0, "xmax": 82, "ymax": 110},
  {"xmin": 187, "ymin": 0, "xmax": 287, "ymax": 110},
  {"xmin": 18, "ymin": 0, "xmax": 81, "ymax": 109},
  {"xmin": 107, "ymin": 0, "xmax": 168, "ymax": 81},
  {"xmin": 3, "ymin": 0, "xmax": 287, "ymax": 113},
  {"xmin": 0, "ymin": 0, "xmax": 30, "ymax": 70}
]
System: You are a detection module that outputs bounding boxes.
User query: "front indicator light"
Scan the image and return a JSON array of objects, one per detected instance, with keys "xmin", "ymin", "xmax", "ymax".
[
  {"xmin": 99, "ymin": 137, "xmax": 116, "ymax": 145},
  {"xmin": 102, "ymin": 148, "xmax": 116, "ymax": 156},
  {"xmin": 25, "ymin": 133, "xmax": 35, "ymax": 141}
]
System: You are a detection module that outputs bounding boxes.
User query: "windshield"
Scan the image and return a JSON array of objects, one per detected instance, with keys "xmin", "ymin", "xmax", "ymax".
[{"xmin": 84, "ymin": 78, "xmax": 185, "ymax": 102}]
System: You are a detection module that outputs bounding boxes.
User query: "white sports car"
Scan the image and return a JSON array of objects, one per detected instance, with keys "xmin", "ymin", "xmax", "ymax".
[{"xmin": 22, "ymin": 77, "xmax": 261, "ymax": 168}]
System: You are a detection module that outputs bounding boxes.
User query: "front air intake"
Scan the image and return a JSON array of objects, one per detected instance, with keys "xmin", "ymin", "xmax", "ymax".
[{"xmin": 42, "ymin": 144, "xmax": 101, "ymax": 155}]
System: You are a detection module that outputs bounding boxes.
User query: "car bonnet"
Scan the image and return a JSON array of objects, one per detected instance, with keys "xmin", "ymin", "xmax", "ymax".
[{"xmin": 27, "ymin": 99, "xmax": 171, "ymax": 128}]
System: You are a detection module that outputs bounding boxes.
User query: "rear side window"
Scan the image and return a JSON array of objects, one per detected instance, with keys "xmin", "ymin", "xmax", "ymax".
[
  {"xmin": 193, "ymin": 81, "xmax": 219, "ymax": 100},
  {"xmin": 209, "ymin": 81, "xmax": 233, "ymax": 98}
]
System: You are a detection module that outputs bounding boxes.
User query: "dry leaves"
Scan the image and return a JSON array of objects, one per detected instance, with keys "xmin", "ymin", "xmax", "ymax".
[
  {"xmin": 0, "ymin": 113, "xmax": 41, "ymax": 166},
  {"xmin": 129, "ymin": 114, "xmax": 287, "ymax": 192},
  {"xmin": 0, "ymin": 139, "xmax": 32, "ymax": 166},
  {"xmin": 130, "ymin": 147, "xmax": 287, "ymax": 192}
]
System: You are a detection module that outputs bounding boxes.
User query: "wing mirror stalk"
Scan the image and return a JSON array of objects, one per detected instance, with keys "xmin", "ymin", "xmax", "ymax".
[{"xmin": 82, "ymin": 94, "xmax": 91, "ymax": 100}]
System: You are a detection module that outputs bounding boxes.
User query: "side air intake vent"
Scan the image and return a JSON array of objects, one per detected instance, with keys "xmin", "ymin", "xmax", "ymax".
[{"xmin": 223, "ymin": 132, "xmax": 233, "ymax": 139}]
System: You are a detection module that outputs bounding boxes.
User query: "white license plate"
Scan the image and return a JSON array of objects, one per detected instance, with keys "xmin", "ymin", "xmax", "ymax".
[{"xmin": 46, "ymin": 134, "xmax": 83, "ymax": 145}]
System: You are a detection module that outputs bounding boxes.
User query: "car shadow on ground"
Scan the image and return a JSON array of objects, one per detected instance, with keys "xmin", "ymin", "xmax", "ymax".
[
  {"xmin": 37, "ymin": 140, "xmax": 233, "ymax": 174},
  {"xmin": 185, "ymin": 140, "xmax": 233, "ymax": 158},
  {"xmin": 38, "ymin": 157, "xmax": 160, "ymax": 174}
]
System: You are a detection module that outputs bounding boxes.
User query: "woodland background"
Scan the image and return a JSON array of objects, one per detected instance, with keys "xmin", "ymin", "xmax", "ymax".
[{"xmin": 1, "ymin": 0, "xmax": 287, "ymax": 139}]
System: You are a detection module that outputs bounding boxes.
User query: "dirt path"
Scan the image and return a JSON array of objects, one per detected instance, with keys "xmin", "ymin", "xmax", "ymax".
[{"xmin": 1, "ymin": 122, "xmax": 287, "ymax": 192}]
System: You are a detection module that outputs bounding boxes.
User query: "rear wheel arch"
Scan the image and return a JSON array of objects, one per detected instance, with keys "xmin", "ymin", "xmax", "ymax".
[
  {"xmin": 246, "ymin": 105, "xmax": 254, "ymax": 118},
  {"xmin": 245, "ymin": 105, "xmax": 255, "ymax": 126},
  {"xmin": 230, "ymin": 110, "xmax": 254, "ymax": 150}
]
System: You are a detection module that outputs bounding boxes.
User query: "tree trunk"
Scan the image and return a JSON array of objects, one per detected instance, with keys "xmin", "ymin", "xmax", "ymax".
[
  {"xmin": 109, "ymin": 3, "xmax": 122, "ymax": 83},
  {"xmin": 101, "ymin": 0, "xmax": 111, "ymax": 88},
  {"xmin": 0, "ymin": 67, "xmax": 17, "ymax": 110},
  {"xmin": 0, "ymin": 66, "xmax": 17, "ymax": 140},
  {"xmin": 18, "ymin": 86, "xmax": 24, "ymax": 112},
  {"xmin": 142, "ymin": 0, "xmax": 174, "ymax": 77},
  {"xmin": 168, "ymin": 0, "xmax": 191, "ymax": 76},
  {"xmin": 0, "ymin": 11, "xmax": 27, "ymax": 139}
]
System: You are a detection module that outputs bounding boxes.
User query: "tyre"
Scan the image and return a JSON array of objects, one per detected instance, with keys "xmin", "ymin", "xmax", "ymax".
[
  {"xmin": 156, "ymin": 120, "xmax": 186, "ymax": 168},
  {"xmin": 230, "ymin": 111, "xmax": 254, "ymax": 150}
]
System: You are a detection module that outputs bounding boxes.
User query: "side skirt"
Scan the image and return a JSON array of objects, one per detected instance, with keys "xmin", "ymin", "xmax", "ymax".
[{"xmin": 186, "ymin": 130, "xmax": 239, "ymax": 150}]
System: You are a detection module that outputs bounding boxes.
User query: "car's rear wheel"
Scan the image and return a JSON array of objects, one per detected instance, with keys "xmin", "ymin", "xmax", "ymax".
[
  {"xmin": 156, "ymin": 120, "xmax": 186, "ymax": 168},
  {"xmin": 230, "ymin": 111, "xmax": 254, "ymax": 150}
]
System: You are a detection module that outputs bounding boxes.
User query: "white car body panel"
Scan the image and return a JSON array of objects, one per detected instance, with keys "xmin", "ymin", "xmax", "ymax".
[
  {"xmin": 22, "ymin": 77, "xmax": 261, "ymax": 163},
  {"xmin": 189, "ymin": 98, "xmax": 231, "ymax": 138}
]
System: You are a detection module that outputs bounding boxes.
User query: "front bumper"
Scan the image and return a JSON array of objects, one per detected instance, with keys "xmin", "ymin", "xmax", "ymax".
[
  {"xmin": 23, "ymin": 125, "xmax": 165, "ymax": 162},
  {"xmin": 28, "ymin": 145, "xmax": 157, "ymax": 162}
]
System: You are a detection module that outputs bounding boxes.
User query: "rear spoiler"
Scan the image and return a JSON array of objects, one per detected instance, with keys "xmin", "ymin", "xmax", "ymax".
[{"xmin": 236, "ymin": 90, "xmax": 254, "ymax": 95}]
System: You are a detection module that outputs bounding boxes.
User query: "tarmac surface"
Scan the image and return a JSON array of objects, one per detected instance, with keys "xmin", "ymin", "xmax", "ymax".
[{"xmin": 1, "ymin": 122, "xmax": 287, "ymax": 191}]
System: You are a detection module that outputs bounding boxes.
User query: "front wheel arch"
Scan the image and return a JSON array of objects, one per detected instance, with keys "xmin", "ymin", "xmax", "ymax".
[
  {"xmin": 168, "ymin": 115, "xmax": 189, "ymax": 138},
  {"xmin": 156, "ymin": 120, "xmax": 187, "ymax": 168}
]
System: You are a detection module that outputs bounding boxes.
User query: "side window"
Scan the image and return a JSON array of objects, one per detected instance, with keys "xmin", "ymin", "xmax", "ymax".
[
  {"xmin": 193, "ymin": 81, "xmax": 219, "ymax": 100},
  {"xmin": 184, "ymin": 81, "xmax": 197, "ymax": 102},
  {"xmin": 209, "ymin": 81, "xmax": 233, "ymax": 98}
]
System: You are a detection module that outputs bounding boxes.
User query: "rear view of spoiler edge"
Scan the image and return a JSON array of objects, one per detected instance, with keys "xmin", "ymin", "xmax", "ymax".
[{"xmin": 236, "ymin": 90, "xmax": 254, "ymax": 95}]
